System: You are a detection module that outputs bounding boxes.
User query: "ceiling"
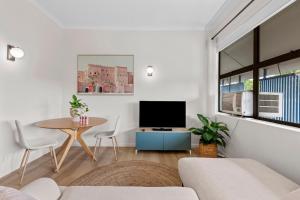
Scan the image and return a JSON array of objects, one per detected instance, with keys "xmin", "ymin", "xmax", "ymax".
[{"xmin": 30, "ymin": 0, "xmax": 226, "ymax": 30}]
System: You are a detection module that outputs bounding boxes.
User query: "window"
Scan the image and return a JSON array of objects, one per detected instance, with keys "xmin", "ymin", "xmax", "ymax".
[
  {"xmin": 220, "ymin": 72, "xmax": 253, "ymax": 92},
  {"xmin": 220, "ymin": 72, "xmax": 253, "ymax": 116},
  {"xmin": 260, "ymin": 1, "xmax": 300, "ymax": 61},
  {"xmin": 218, "ymin": 1, "xmax": 300, "ymax": 127},
  {"xmin": 220, "ymin": 31, "xmax": 253, "ymax": 75},
  {"xmin": 258, "ymin": 58, "xmax": 300, "ymax": 124}
]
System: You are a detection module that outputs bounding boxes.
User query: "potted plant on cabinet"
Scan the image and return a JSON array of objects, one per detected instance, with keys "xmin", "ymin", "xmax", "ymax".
[
  {"xmin": 189, "ymin": 114, "xmax": 230, "ymax": 158},
  {"xmin": 69, "ymin": 95, "xmax": 89, "ymax": 122}
]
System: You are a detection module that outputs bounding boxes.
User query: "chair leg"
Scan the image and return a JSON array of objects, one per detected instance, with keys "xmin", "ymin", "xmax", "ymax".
[
  {"xmin": 49, "ymin": 147, "xmax": 54, "ymax": 166},
  {"xmin": 112, "ymin": 138, "xmax": 118, "ymax": 161},
  {"xmin": 113, "ymin": 137, "xmax": 119, "ymax": 152},
  {"xmin": 50, "ymin": 147, "xmax": 58, "ymax": 171},
  {"xmin": 98, "ymin": 138, "xmax": 102, "ymax": 153},
  {"xmin": 19, "ymin": 149, "xmax": 28, "ymax": 174},
  {"xmin": 93, "ymin": 138, "xmax": 99, "ymax": 159},
  {"xmin": 20, "ymin": 150, "xmax": 30, "ymax": 185}
]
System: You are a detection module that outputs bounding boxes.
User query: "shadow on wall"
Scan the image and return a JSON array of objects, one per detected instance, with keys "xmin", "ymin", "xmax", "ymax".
[
  {"xmin": 130, "ymin": 101, "xmax": 139, "ymax": 127},
  {"xmin": 186, "ymin": 115, "xmax": 199, "ymax": 128},
  {"xmin": 0, "ymin": 121, "xmax": 21, "ymax": 152},
  {"xmin": 186, "ymin": 116, "xmax": 200, "ymax": 147},
  {"xmin": 0, "ymin": 120, "xmax": 23, "ymax": 177},
  {"xmin": 186, "ymin": 97, "xmax": 207, "ymax": 118},
  {"xmin": 117, "ymin": 101, "xmax": 138, "ymax": 147},
  {"xmin": 120, "ymin": 127, "xmax": 140, "ymax": 147}
]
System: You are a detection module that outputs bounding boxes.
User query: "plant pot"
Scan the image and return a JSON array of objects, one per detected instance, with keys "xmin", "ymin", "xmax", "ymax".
[
  {"xmin": 70, "ymin": 108, "xmax": 77, "ymax": 118},
  {"xmin": 199, "ymin": 143, "xmax": 218, "ymax": 158},
  {"xmin": 70, "ymin": 108, "xmax": 81, "ymax": 122},
  {"xmin": 72, "ymin": 116, "xmax": 80, "ymax": 122}
]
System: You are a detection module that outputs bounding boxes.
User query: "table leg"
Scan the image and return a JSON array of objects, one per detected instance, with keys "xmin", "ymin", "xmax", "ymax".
[
  {"xmin": 56, "ymin": 129, "xmax": 76, "ymax": 171},
  {"xmin": 77, "ymin": 128, "xmax": 96, "ymax": 161},
  {"xmin": 57, "ymin": 135, "xmax": 72, "ymax": 158}
]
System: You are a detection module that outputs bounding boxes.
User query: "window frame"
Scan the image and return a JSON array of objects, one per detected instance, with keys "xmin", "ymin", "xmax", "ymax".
[{"xmin": 218, "ymin": 27, "xmax": 300, "ymax": 128}]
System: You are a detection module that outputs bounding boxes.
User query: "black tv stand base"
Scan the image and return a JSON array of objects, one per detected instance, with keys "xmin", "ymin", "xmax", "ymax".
[{"xmin": 152, "ymin": 128, "xmax": 173, "ymax": 131}]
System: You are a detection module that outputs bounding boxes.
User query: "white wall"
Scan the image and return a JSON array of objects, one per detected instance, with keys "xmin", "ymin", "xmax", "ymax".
[
  {"xmin": 0, "ymin": 0, "xmax": 206, "ymax": 178},
  {"xmin": 206, "ymin": 0, "xmax": 300, "ymax": 184},
  {"xmin": 0, "ymin": 0, "xmax": 64, "ymax": 177},
  {"xmin": 216, "ymin": 115, "xmax": 300, "ymax": 184},
  {"xmin": 62, "ymin": 30, "xmax": 207, "ymax": 147}
]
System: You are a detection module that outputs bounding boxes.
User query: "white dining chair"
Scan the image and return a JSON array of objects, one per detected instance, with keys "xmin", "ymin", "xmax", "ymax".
[
  {"xmin": 15, "ymin": 120, "xmax": 58, "ymax": 185},
  {"xmin": 91, "ymin": 116, "xmax": 121, "ymax": 161}
]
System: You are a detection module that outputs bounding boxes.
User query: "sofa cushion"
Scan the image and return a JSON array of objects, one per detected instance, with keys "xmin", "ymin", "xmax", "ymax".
[
  {"xmin": 281, "ymin": 189, "xmax": 300, "ymax": 200},
  {"xmin": 20, "ymin": 178, "xmax": 61, "ymax": 200},
  {"xmin": 0, "ymin": 186, "xmax": 36, "ymax": 200},
  {"xmin": 178, "ymin": 158, "xmax": 298, "ymax": 200},
  {"xmin": 232, "ymin": 159, "xmax": 299, "ymax": 196},
  {"xmin": 60, "ymin": 186, "xmax": 199, "ymax": 200}
]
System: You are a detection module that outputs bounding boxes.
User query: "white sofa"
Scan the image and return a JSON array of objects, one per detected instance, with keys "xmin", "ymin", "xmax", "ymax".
[
  {"xmin": 2, "ymin": 158, "xmax": 300, "ymax": 200},
  {"xmin": 17, "ymin": 178, "xmax": 199, "ymax": 200},
  {"xmin": 178, "ymin": 158, "xmax": 300, "ymax": 200}
]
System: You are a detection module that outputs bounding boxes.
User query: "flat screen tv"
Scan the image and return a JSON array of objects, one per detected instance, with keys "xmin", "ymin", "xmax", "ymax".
[{"xmin": 139, "ymin": 101, "xmax": 186, "ymax": 128}]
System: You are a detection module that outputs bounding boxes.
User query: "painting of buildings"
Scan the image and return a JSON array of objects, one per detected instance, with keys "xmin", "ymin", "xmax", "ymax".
[{"xmin": 77, "ymin": 55, "xmax": 134, "ymax": 94}]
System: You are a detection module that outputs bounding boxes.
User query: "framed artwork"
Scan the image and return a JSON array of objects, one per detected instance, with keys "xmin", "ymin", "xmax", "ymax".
[{"xmin": 77, "ymin": 55, "xmax": 134, "ymax": 95}]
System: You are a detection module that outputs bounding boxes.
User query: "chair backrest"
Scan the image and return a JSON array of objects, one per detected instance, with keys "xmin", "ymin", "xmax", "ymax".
[
  {"xmin": 15, "ymin": 120, "xmax": 30, "ymax": 149},
  {"xmin": 111, "ymin": 116, "xmax": 121, "ymax": 137},
  {"xmin": 85, "ymin": 115, "xmax": 121, "ymax": 137}
]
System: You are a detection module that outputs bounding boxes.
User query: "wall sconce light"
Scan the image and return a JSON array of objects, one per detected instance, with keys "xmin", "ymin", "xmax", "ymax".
[
  {"xmin": 7, "ymin": 45, "xmax": 24, "ymax": 61},
  {"xmin": 146, "ymin": 65, "xmax": 154, "ymax": 76}
]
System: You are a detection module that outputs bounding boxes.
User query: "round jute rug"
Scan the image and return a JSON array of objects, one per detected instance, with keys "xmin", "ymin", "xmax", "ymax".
[{"xmin": 69, "ymin": 160, "xmax": 182, "ymax": 187}]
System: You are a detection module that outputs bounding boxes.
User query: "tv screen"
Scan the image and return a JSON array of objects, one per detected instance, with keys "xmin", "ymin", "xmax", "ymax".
[{"xmin": 139, "ymin": 101, "xmax": 186, "ymax": 128}]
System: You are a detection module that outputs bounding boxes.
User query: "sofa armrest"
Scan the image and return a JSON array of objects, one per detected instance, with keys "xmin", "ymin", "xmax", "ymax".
[
  {"xmin": 178, "ymin": 158, "xmax": 281, "ymax": 200},
  {"xmin": 20, "ymin": 178, "xmax": 61, "ymax": 200}
]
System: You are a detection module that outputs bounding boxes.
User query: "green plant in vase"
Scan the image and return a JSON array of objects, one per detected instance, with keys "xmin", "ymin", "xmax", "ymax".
[
  {"xmin": 189, "ymin": 114, "xmax": 230, "ymax": 157},
  {"xmin": 69, "ymin": 95, "xmax": 89, "ymax": 122}
]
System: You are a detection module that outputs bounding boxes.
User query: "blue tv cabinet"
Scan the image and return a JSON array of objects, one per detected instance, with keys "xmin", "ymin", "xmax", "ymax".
[{"xmin": 136, "ymin": 128, "xmax": 191, "ymax": 154}]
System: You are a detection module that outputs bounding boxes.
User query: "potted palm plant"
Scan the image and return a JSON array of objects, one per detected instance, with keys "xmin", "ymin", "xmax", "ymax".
[
  {"xmin": 69, "ymin": 95, "xmax": 89, "ymax": 122},
  {"xmin": 189, "ymin": 114, "xmax": 230, "ymax": 157}
]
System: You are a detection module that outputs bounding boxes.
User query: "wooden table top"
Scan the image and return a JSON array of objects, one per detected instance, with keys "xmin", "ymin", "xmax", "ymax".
[{"xmin": 35, "ymin": 117, "xmax": 107, "ymax": 129}]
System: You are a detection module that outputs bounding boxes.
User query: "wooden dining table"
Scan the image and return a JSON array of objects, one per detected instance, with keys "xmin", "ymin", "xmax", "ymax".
[{"xmin": 35, "ymin": 117, "xmax": 107, "ymax": 171}]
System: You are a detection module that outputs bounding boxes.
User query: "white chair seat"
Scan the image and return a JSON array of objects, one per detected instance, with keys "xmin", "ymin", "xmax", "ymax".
[
  {"xmin": 94, "ymin": 130, "xmax": 114, "ymax": 138},
  {"xmin": 27, "ymin": 137, "xmax": 58, "ymax": 150}
]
